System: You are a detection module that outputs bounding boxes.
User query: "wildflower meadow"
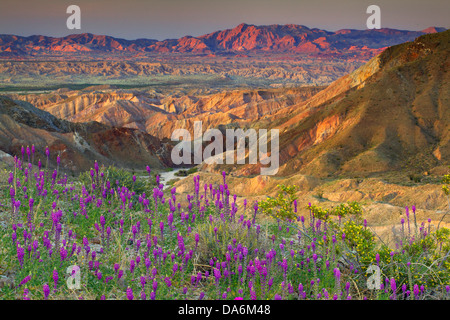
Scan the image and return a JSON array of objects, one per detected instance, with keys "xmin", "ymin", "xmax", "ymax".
[{"xmin": 1, "ymin": 146, "xmax": 450, "ymax": 301}]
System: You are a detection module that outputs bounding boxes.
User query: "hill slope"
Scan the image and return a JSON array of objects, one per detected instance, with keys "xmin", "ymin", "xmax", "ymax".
[
  {"xmin": 277, "ymin": 30, "xmax": 450, "ymax": 177},
  {"xmin": 0, "ymin": 96, "xmax": 173, "ymax": 172},
  {"xmin": 217, "ymin": 30, "xmax": 449, "ymax": 177}
]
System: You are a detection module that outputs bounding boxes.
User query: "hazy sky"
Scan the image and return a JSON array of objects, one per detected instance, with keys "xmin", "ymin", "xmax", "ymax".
[{"xmin": 0, "ymin": 0, "xmax": 448, "ymax": 40}]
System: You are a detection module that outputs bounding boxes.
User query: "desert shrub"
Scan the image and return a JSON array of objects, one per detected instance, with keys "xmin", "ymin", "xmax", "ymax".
[
  {"xmin": 409, "ymin": 173, "xmax": 422, "ymax": 183},
  {"xmin": 308, "ymin": 201, "xmax": 362, "ymax": 224},
  {"xmin": 166, "ymin": 178, "xmax": 180, "ymax": 187},
  {"xmin": 340, "ymin": 219, "xmax": 376, "ymax": 265},
  {"xmin": 259, "ymin": 184, "xmax": 298, "ymax": 222},
  {"xmin": 442, "ymin": 170, "xmax": 450, "ymax": 196},
  {"xmin": 315, "ymin": 189, "xmax": 324, "ymax": 199},
  {"xmin": 308, "ymin": 204, "xmax": 330, "ymax": 221},
  {"xmin": 334, "ymin": 202, "xmax": 363, "ymax": 220},
  {"xmin": 174, "ymin": 167, "xmax": 198, "ymax": 177}
]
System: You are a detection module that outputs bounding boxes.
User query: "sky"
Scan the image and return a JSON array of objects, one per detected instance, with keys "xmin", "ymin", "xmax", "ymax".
[{"xmin": 0, "ymin": 0, "xmax": 448, "ymax": 40}]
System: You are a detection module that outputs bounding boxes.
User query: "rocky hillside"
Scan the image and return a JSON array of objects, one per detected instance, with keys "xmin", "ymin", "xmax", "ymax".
[
  {"xmin": 256, "ymin": 30, "xmax": 450, "ymax": 178},
  {"xmin": 192, "ymin": 30, "xmax": 449, "ymax": 178},
  {"xmin": 9, "ymin": 86, "xmax": 324, "ymax": 139},
  {"xmin": 0, "ymin": 96, "xmax": 173, "ymax": 172}
]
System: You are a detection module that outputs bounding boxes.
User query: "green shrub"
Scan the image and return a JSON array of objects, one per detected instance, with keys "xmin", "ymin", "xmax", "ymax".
[
  {"xmin": 442, "ymin": 169, "xmax": 450, "ymax": 195},
  {"xmin": 174, "ymin": 167, "xmax": 198, "ymax": 177},
  {"xmin": 340, "ymin": 219, "xmax": 376, "ymax": 264},
  {"xmin": 309, "ymin": 201, "xmax": 362, "ymax": 223},
  {"xmin": 259, "ymin": 184, "xmax": 298, "ymax": 221}
]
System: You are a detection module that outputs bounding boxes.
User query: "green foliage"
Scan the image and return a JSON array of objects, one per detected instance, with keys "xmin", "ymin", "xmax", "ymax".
[
  {"xmin": 259, "ymin": 184, "xmax": 298, "ymax": 221},
  {"xmin": 442, "ymin": 169, "xmax": 450, "ymax": 195},
  {"xmin": 309, "ymin": 201, "xmax": 362, "ymax": 222},
  {"xmin": 340, "ymin": 220, "xmax": 376, "ymax": 264},
  {"xmin": 308, "ymin": 204, "xmax": 330, "ymax": 221},
  {"xmin": 174, "ymin": 167, "xmax": 198, "ymax": 177},
  {"xmin": 436, "ymin": 227, "xmax": 450, "ymax": 243}
]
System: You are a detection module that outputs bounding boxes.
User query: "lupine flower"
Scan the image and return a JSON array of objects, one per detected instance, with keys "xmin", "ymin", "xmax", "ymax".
[
  {"xmin": 60, "ymin": 247, "xmax": 68, "ymax": 261},
  {"xmin": 19, "ymin": 275, "xmax": 31, "ymax": 287},
  {"xmin": 345, "ymin": 282, "xmax": 350, "ymax": 295},
  {"xmin": 413, "ymin": 284, "xmax": 420, "ymax": 299},
  {"xmin": 390, "ymin": 278, "xmax": 397, "ymax": 299},
  {"xmin": 195, "ymin": 233, "xmax": 200, "ymax": 248},
  {"xmin": 23, "ymin": 288, "xmax": 30, "ymax": 300},
  {"xmin": 126, "ymin": 287, "xmax": 134, "ymax": 300},
  {"xmin": 334, "ymin": 268, "xmax": 341, "ymax": 282},
  {"xmin": 43, "ymin": 284, "xmax": 50, "ymax": 300},
  {"xmin": 17, "ymin": 246, "xmax": 25, "ymax": 268}
]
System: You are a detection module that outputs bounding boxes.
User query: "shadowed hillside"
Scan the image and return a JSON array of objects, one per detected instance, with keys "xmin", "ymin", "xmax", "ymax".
[{"xmin": 0, "ymin": 96, "xmax": 173, "ymax": 172}]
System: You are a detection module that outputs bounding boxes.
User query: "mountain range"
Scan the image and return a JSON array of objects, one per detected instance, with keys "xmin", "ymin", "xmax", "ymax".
[{"xmin": 0, "ymin": 24, "xmax": 446, "ymax": 58}]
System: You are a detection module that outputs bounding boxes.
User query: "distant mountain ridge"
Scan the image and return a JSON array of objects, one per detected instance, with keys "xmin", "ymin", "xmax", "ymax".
[{"xmin": 0, "ymin": 23, "xmax": 446, "ymax": 58}]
